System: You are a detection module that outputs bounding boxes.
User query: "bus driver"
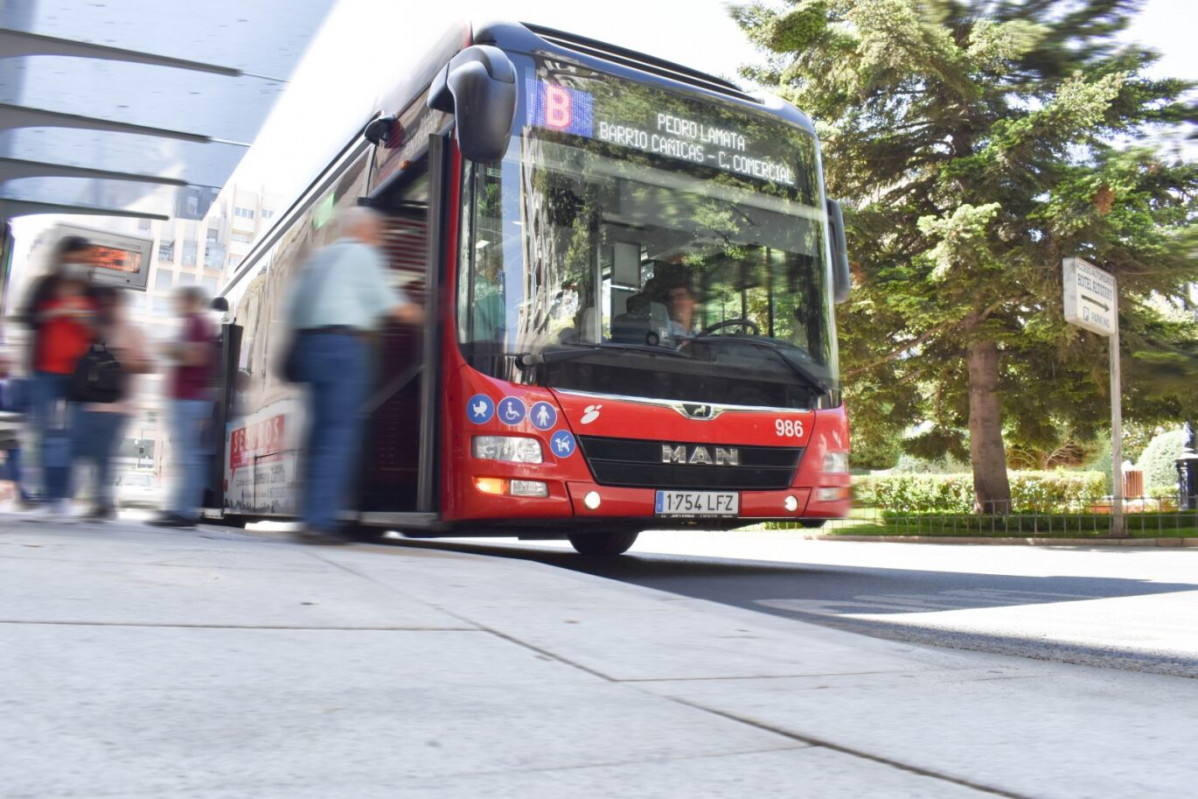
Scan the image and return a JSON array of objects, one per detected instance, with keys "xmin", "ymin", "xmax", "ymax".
[{"xmin": 665, "ymin": 282, "xmax": 698, "ymax": 339}]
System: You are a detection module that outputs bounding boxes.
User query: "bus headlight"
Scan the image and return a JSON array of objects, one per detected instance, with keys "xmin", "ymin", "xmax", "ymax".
[
  {"xmin": 823, "ymin": 451, "xmax": 849, "ymax": 474},
  {"xmin": 472, "ymin": 436, "xmax": 544, "ymax": 464}
]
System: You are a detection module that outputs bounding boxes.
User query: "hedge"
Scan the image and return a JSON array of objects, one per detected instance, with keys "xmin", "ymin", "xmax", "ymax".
[
  {"xmin": 855, "ymin": 471, "xmax": 1108, "ymax": 514},
  {"xmin": 1138, "ymin": 428, "xmax": 1187, "ymax": 494}
]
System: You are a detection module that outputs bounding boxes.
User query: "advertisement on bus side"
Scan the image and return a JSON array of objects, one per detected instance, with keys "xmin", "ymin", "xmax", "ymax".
[{"xmin": 224, "ymin": 400, "xmax": 303, "ymax": 516}]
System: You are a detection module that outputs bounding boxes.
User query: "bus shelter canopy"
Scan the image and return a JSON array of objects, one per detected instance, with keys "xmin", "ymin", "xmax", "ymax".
[{"xmin": 0, "ymin": 0, "xmax": 336, "ymax": 222}]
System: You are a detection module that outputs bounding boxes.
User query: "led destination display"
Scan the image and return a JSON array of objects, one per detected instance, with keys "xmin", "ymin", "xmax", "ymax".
[
  {"xmin": 527, "ymin": 76, "xmax": 800, "ymax": 190},
  {"xmin": 49, "ymin": 223, "xmax": 153, "ymax": 291},
  {"xmin": 92, "ymin": 243, "xmax": 142, "ymax": 273}
]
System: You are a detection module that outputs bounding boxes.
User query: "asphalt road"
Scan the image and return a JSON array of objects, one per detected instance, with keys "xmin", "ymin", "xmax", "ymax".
[{"xmin": 397, "ymin": 531, "xmax": 1198, "ymax": 678}]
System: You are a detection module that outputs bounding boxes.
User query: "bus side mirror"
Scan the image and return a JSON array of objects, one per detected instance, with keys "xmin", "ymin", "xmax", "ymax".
[
  {"xmin": 427, "ymin": 45, "xmax": 517, "ymax": 163},
  {"xmin": 827, "ymin": 199, "xmax": 851, "ymax": 304}
]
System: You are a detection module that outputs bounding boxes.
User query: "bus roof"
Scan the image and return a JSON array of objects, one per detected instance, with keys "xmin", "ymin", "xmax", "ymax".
[{"xmin": 475, "ymin": 21, "xmax": 817, "ymax": 137}]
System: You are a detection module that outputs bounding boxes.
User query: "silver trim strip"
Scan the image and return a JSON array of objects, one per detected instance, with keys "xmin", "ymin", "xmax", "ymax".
[{"xmin": 555, "ymin": 388, "xmax": 813, "ymax": 416}]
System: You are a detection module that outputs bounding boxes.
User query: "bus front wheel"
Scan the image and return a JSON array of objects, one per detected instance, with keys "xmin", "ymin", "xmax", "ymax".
[{"xmin": 567, "ymin": 530, "xmax": 639, "ymax": 557}]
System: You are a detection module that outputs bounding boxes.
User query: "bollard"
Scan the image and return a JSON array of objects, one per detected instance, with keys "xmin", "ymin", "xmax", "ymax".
[
  {"xmin": 1177, "ymin": 456, "xmax": 1198, "ymax": 512},
  {"xmin": 1178, "ymin": 421, "xmax": 1198, "ymax": 511}
]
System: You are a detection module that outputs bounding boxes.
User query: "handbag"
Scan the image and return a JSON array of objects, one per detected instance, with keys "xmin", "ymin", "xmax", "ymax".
[
  {"xmin": 67, "ymin": 342, "xmax": 126, "ymax": 403},
  {"xmin": 279, "ymin": 331, "xmax": 305, "ymax": 383},
  {"xmin": 275, "ymin": 251, "xmax": 339, "ymax": 383}
]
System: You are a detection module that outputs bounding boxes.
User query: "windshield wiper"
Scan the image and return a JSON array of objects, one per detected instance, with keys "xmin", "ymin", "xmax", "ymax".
[
  {"xmin": 691, "ymin": 336, "xmax": 832, "ymax": 395},
  {"xmin": 515, "ymin": 342, "xmax": 690, "ymax": 369}
]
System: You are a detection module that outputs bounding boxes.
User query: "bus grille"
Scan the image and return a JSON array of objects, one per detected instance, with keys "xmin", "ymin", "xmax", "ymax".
[{"xmin": 577, "ymin": 436, "xmax": 801, "ymax": 491}]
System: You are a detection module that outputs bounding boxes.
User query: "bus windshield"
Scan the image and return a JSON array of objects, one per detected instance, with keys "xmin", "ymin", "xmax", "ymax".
[{"xmin": 457, "ymin": 56, "xmax": 836, "ymax": 410}]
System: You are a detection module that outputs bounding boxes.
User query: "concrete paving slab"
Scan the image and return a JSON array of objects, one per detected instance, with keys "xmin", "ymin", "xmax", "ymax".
[
  {"xmin": 0, "ymin": 527, "xmax": 468, "ymax": 631},
  {"xmin": 397, "ymin": 747, "xmax": 997, "ymax": 799},
  {"xmin": 7, "ymin": 520, "xmax": 1193, "ymax": 798},
  {"xmin": 2, "ymin": 627, "xmax": 797, "ymax": 798},
  {"xmin": 639, "ymin": 664, "xmax": 1198, "ymax": 799},
  {"xmin": 0, "ymin": 518, "xmax": 330, "ymax": 570},
  {"xmin": 320, "ymin": 545, "xmax": 955, "ymax": 682},
  {"xmin": 79, "ymin": 749, "xmax": 997, "ymax": 799}
]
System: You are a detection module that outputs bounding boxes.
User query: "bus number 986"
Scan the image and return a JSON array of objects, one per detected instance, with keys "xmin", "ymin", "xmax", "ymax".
[{"xmin": 775, "ymin": 419, "xmax": 804, "ymax": 438}]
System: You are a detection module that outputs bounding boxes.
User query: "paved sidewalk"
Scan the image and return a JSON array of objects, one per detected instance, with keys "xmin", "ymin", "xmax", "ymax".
[{"xmin": 2, "ymin": 518, "xmax": 1195, "ymax": 798}]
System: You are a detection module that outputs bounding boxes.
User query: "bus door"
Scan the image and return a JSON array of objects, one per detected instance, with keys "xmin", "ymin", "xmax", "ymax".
[
  {"xmin": 358, "ymin": 134, "xmax": 450, "ymax": 525},
  {"xmin": 359, "ymin": 204, "xmax": 427, "ymax": 512},
  {"xmin": 203, "ymin": 321, "xmax": 243, "ymax": 513}
]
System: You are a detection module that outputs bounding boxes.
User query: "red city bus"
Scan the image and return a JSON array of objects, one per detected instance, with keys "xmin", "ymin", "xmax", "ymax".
[{"xmin": 205, "ymin": 21, "xmax": 853, "ymax": 555}]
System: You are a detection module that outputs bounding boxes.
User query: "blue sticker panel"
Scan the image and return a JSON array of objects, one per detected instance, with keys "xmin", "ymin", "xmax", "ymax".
[
  {"xmin": 655, "ymin": 491, "xmax": 664, "ymax": 514},
  {"xmin": 467, "ymin": 394, "xmax": 494, "ymax": 424},
  {"xmin": 498, "ymin": 396, "xmax": 527, "ymax": 426},
  {"xmin": 530, "ymin": 401, "xmax": 558, "ymax": 431},
  {"xmin": 550, "ymin": 430, "xmax": 577, "ymax": 458}
]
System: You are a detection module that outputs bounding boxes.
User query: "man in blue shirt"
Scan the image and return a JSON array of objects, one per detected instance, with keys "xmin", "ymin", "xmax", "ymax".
[
  {"xmin": 664, "ymin": 283, "xmax": 698, "ymax": 340},
  {"xmin": 286, "ymin": 207, "xmax": 422, "ymax": 544}
]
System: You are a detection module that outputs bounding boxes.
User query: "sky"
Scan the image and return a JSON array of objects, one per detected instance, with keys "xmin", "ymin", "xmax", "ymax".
[
  {"xmin": 10, "ymin": 0, "xmax": 1195, "ymax": 278},
  {"xmin": 229, "ymin": 0, "xmax": 1196, "ymax": 199},
  {"xmin": 227, "ymin": 1, "xmax": 763, "ymax": 194}
]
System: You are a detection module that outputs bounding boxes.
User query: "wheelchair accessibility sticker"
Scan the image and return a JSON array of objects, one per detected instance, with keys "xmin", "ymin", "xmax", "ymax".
[{"xmin": 498, "ymin": 397, "xmax": 526, "ymax": 426}]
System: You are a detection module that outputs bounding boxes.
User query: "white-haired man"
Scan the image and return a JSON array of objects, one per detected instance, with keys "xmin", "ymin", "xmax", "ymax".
[{"xmin": 285, "ymin": 206, "xmax": 422, "ymax": 544}]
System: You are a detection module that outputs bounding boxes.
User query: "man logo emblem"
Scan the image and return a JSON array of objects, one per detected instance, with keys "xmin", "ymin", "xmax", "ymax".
[{"xmin": 661, "ymin": 445, "xmax": 740, "ymax": 466}]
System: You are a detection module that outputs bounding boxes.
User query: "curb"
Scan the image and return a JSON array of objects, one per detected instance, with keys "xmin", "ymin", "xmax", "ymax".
[{"xmin": 815, "ymin": 534, "xmax": 1198, "ymax": 547}]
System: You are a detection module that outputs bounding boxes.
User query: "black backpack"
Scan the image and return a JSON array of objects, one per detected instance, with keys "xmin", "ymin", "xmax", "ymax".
[{"xmin": 67, "ymin": 342, "xmax": 126, "ymax": 403}]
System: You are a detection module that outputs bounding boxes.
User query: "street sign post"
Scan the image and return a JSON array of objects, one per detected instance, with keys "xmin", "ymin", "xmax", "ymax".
[
  {"xmin": 1063, "ymin": 257, "xmax": 1117, "ymax": 335},
  {"xmin": 1063, "ymin": 257, "xmax": 1124, "ymax": 536}
]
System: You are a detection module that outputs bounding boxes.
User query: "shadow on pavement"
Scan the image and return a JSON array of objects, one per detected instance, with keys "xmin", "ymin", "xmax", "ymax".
[{"xmin": 382, "ymin": 537, "xmax": 1198, "ymax": 619}]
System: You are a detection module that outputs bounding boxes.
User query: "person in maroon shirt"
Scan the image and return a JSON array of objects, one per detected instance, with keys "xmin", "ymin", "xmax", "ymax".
[{"xmin": 150, "ymin": 286, "xmax": 215, "ymax": 528}]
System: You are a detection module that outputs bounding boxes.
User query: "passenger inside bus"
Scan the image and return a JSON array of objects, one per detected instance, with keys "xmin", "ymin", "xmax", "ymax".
[{"xmin": 471, "ymin": 254, "xmax": 505, "ymax": 344}]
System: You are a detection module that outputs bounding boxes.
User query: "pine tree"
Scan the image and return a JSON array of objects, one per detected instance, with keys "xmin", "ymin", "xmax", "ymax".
[{"xmin": 734, "ymin": 0, "xmax": 1198, "ymax": 511}]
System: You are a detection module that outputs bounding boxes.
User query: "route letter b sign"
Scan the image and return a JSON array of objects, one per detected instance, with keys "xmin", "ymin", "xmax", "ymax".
[{"xmin": 1063, "ymin": 257, "xmax": 1117, "ymax": 337}]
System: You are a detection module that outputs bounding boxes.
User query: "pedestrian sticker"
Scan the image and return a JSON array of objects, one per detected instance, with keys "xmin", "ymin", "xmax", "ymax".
[
  {"xmin": 550, "ymin": 430, "xmax": 576, "ymax": 458},
  {"xmin": 498, "ymin": 397, "xmax": 526, "ymax": 426},
  {"xmin": 530, "ymin": 401, "xmax": 557, "ymax": 431},
  {"xmin": 467, "ymin": 394, "xmax": 494, "ymax": 424}
]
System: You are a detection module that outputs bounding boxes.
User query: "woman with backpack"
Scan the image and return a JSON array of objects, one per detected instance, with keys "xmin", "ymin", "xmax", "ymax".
[
  {"xmin": 73, "ymin": 287, "xmax": 151, "ymax": 522},
  {"xmin": 24, "ymin": 269, "xmax": 95, "ymax": 518}
]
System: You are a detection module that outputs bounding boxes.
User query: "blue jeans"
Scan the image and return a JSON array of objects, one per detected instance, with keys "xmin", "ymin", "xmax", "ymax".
[
  {"xmin": 3, "ymin": 448, "xmax": 31, "ymax": 501},
  {"xmin": 29, "ymin": 371, "xmax": 73, "ymax": 502},
  {"xmin": 74, "ymin": 411, "xmax": 127, "ymax": 508},
  {"xmin": 167, "ymin": 399, "xmax": 211, "ymax": 519},
  {"xmin": 298, "ymin": 332, "xmax": 370, "ymax": 533}
]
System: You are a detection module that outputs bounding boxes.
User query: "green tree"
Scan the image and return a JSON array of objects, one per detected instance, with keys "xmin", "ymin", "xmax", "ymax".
[{"xmin": 734, "ymin": 0, "xmax": 1198, "ymax": 512}]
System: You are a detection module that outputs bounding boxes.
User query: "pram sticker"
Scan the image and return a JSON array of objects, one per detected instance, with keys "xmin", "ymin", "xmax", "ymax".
[{"xmin": 467, "ymin": 394, "xmax": 494, "ymax": 424}]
